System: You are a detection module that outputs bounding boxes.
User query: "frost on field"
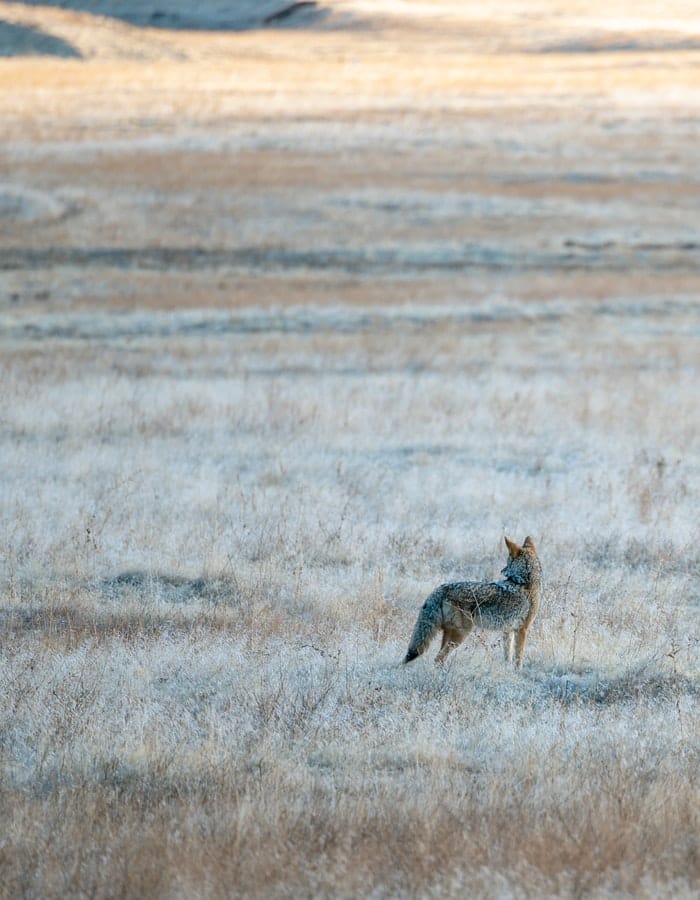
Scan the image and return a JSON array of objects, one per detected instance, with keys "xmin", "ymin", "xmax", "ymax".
[{"xmin": 1, "ymin": 302, "xmax": 698, "ymax": 896}]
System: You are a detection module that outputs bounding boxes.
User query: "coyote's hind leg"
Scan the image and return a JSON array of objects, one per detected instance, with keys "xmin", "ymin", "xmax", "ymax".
[
  {"xmin": 503, "ymin": 630, "xmax": 515, "ymax": 665},
  {"xmin": 435, "ymin": 624, "xmax": 472, "ymax": 664}
]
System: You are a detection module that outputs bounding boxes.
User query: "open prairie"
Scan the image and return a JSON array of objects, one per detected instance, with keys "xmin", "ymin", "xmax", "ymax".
[{"xmin": 1, "ymin": 2, "xmax": 699, "ymax": 897}]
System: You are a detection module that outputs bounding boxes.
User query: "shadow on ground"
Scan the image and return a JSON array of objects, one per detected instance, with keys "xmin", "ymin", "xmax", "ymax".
[
  {"xmin": 9, "ymin": 1, "xmax": 335, "ymax": 31},
  {"xmin": 401, "ymin": 654, "xmax": 698, "ymax": 708},
  {"xmin": 101, "ymin": 571, "xmax": 236, "ymax": 604},
  {"xmin": 0, "ymin": 20, "xmax": 81, "ymax": 57},
  {"xmin": 535, "ymin": 36, "xmax": 700, "ymax": 54},
  {"xmin": 529, "ymin": 662, "xmax": 699, "ymax": 706}
]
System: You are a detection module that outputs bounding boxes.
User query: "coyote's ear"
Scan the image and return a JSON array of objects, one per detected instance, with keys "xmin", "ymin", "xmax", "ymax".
[
  {"xmin": 504, "ymin": 536, "xmax": 522, "ymax": 558},
  {"xmin": 523, "ymin": 536, "xmax": 536, "ymax": 551}
]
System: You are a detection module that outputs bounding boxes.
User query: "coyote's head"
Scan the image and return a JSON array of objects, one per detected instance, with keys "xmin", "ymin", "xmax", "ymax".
[{"xmin": 502, "ymin": 535, "xmax": 541, "ymax": 586}]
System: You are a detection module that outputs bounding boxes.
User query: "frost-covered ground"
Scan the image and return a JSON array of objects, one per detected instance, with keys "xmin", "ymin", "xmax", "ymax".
[
  {"xmin": 1, "ymin": 301, "xmax": 698, "ymax": 897},
  {"xmin": 1, "ymin": 1, "xmax": 700, "ymax": 895}
]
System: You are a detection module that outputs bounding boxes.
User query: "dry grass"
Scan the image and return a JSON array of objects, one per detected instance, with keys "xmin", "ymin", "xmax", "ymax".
[
  {"xmin": 1, "ymin": 304, "xmax": 699, "ymax": 898},
  {"xmin": 1, "ymin": 2, "xmax": 700, "ymax": 896},
  {"xmin": 3, "ymin": 0, "xmax": 700, "ymax": 320}
]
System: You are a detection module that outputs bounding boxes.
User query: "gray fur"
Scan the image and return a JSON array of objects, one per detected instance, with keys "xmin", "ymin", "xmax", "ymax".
[{"xmin": 404, "ymin": 535, "xmax": 542, "ymax": 667}]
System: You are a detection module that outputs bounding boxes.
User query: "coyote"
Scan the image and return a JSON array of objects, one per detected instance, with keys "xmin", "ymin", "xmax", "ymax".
[{"xmin": 404, "ymin": 536, "xmax": 541, "ymax": 668}]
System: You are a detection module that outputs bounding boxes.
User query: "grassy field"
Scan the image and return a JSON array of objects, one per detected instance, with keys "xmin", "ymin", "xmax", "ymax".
[
  {"xmin": 1, "ymin": 2, "xmax": 699, "ymax": 897},
  {"xmin": 2, "ymin": 303, "xmax": 698, "ymax": 897}
]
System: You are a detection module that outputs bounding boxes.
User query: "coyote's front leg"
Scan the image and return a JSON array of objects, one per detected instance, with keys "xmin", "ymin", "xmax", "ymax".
[{"xmin": 514, "ymin": 626, "xmax": 529, "ymax": 669}]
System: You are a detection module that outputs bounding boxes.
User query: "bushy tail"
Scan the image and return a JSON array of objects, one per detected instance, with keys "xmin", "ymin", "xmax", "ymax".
[{"xmin": 404, "ymin": 591, "xmax": 443, "ymax": 663}]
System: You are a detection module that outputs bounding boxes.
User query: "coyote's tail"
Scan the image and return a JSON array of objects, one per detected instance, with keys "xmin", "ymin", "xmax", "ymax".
[{"xmin": 404, "ymin": 590, "xmax": 443, "ymax": 663}]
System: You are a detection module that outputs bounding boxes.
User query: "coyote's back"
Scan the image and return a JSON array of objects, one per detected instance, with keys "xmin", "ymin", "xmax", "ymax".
[{"xmin": 404, "ymin": 535, "xmax": 541, "ymax": 668}]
